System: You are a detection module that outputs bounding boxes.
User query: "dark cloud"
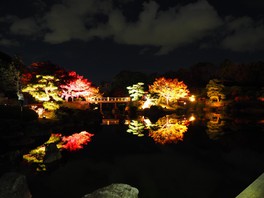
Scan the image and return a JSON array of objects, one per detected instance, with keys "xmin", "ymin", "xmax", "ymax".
[
  {"xmin": 10, "ymin": 17, "xmax": 40, "ymax": 36},
  {"xmin": 96, "ymin": 0, "xmax": 223, "ymax": 54},
  {"xmin": 221, "ymin": 17, "xmax": 264, "ymax": 51},
  {"xmin": 84, "ymin": 0, "xmax": 224, "ymax": 54},
  {"xmin": 0, "ymin": 37, "xmax": 18, "ymax": 47},
  {"xmin": 43, "ymin": 0, "xmax": 111, "ymax": 43},
  {"xmin": 0, "ymin": 0, "xmax": 263, "ymax": 54}
]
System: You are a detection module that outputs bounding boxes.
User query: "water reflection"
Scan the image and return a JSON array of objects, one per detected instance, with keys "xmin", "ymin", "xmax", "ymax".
[
  {"xmin": 62, "ymin": 132, "xmax": 94, "ymax": 151},
  {"xmin": 125, "ymin": 111, "xmax": 264, "ymax": 144},
  {"xmin": 205, "ymin": 112, "xmax": 264, "ymax": 140},
  {"xmin": 206, "ymin": 113, "xmax": 226, "ymax": 140},
  {"xmin": 127, "ymin": 114, "xmax": 194, "ymax": 144},
  {"xmin": 23, "ymin": 131, "xmax": 93, "ymax": 171},
  {"xmin": 149, "ymin": 114, "xmax": 190, "ymax": 144},
  {"xmin": 127, "ymin": 120, "xmax": 145, "ymax": 136}
]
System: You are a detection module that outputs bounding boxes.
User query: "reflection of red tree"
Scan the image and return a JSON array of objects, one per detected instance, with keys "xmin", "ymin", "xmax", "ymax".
[{"xmin": 62, "ymin": 131, "xmax": 94, "ymax": 151}]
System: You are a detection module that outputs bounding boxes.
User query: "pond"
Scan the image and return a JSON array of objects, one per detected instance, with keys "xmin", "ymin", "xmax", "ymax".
[{"xmin": 5, "ymin": 113, "xmax": 264, "ymax": 198}]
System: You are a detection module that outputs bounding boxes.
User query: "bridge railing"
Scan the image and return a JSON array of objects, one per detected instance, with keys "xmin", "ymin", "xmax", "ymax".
[{"xmin": 87, "ymin": 97, "xmax": 130, "ymax": 103}]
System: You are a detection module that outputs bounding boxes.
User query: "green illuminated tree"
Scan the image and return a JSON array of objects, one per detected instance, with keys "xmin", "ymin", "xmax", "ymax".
[
  {"xmin": 0, "ymin": 62, "xmax": 20, "ymax": 93},
  {"xmin": 0, "ymin": 55, "xmax": 24, "ymax": 94},
  {"xmin": 206, "ymin": 79, "xmax": 225, "ymax": 102},
  {"xmin": 127, "ymin": 82, "xmax": 145, "ymax": 101},
  {"xmin": 127, "ymin": 120, "xmax": 145, "ymax": 136}
]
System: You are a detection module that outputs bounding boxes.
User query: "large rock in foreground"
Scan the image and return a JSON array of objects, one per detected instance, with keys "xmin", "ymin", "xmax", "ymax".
[
  {"xmin": 0, "ymin": 172, "xmax": 32, "ymax": 198},
  {"xmin": 82, "ymin": 183, "xmax": 139, "ymax": 198}
]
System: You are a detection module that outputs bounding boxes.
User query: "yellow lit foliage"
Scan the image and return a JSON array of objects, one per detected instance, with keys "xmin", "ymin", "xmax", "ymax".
[
  {"xmin": 43, "ymin": 101, "xmax": 60, "ymax": 111},
  {"xmin": 22, "ymin": 75, "xmax": 62, "ymax": 103},
  {"xmin": 149, "ymin": 77, "xmax": 189, "ymax": 106}
]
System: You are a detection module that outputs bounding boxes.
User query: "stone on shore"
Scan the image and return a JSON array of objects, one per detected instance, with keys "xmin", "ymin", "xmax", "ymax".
[
  {"xmin": 82, "ymin": 183, "xmax": 139, "ymax": 198},
  {"xmin": 0, "ymin": 172, "xmax": 32, "ymax": 198}
]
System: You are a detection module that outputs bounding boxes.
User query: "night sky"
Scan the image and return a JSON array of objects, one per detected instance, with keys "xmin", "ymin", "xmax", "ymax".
[{"xmin": 0, "ymin": 0, "xmax": 264, "ymax": 84}]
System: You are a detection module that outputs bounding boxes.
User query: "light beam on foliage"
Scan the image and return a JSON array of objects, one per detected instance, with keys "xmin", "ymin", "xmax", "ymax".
[
  {"xmin": 30, "ymin": 105, "xmax": 45, "ymax": 118},
  {"xmin": 141, "ymin": 95, "xmax": 157, "ymax": 109}
]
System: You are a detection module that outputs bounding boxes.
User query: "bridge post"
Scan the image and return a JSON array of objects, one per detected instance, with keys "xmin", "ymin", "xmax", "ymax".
[{"xmin": 100, "ymin": 103, "xmax": 102, "ymax": 113}]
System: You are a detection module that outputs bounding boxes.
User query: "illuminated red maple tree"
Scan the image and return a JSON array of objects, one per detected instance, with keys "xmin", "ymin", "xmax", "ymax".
[
  {"xmin": 20, "ymin": 72, "xmax": 33, "ymax": 86},
  {"xmin": 60, "ymin": 71, "xmax": 101, "ymax": 101},
  {"xmin": 29, "ymin": 62, "xmax": 67, "ymax": 78},
  {"xmin": 61, "ymin": 131, "xmax": 94, "ymax": 151}
]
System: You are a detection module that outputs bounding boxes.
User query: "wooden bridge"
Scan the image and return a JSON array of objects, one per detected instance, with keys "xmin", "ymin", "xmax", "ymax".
[
  {"xmin": 88, "ymin": 97, "xmax": 130, "ymax": 103},
  {"xmin": 88, "ymin": 97, "xmax": 130, "ymax": 113},
  {"xmin": 61, "ymin": 97, "xmax": 130, "ymax": 113}
]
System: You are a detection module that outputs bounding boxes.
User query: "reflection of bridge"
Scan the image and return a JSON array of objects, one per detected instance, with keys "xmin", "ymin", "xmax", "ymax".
[
  {"xmin": 102, "ymin": 119, "xmax": 120, "ymax": 125},
  {"xmin": 101, "ymin": 118, "xmax": 130, "ymax": 125}
]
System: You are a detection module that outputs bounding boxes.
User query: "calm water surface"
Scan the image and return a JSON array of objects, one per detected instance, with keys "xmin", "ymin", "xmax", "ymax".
[{"xmin": 22, "ymin": 115, "xmax": 264, "ymax": 198}]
